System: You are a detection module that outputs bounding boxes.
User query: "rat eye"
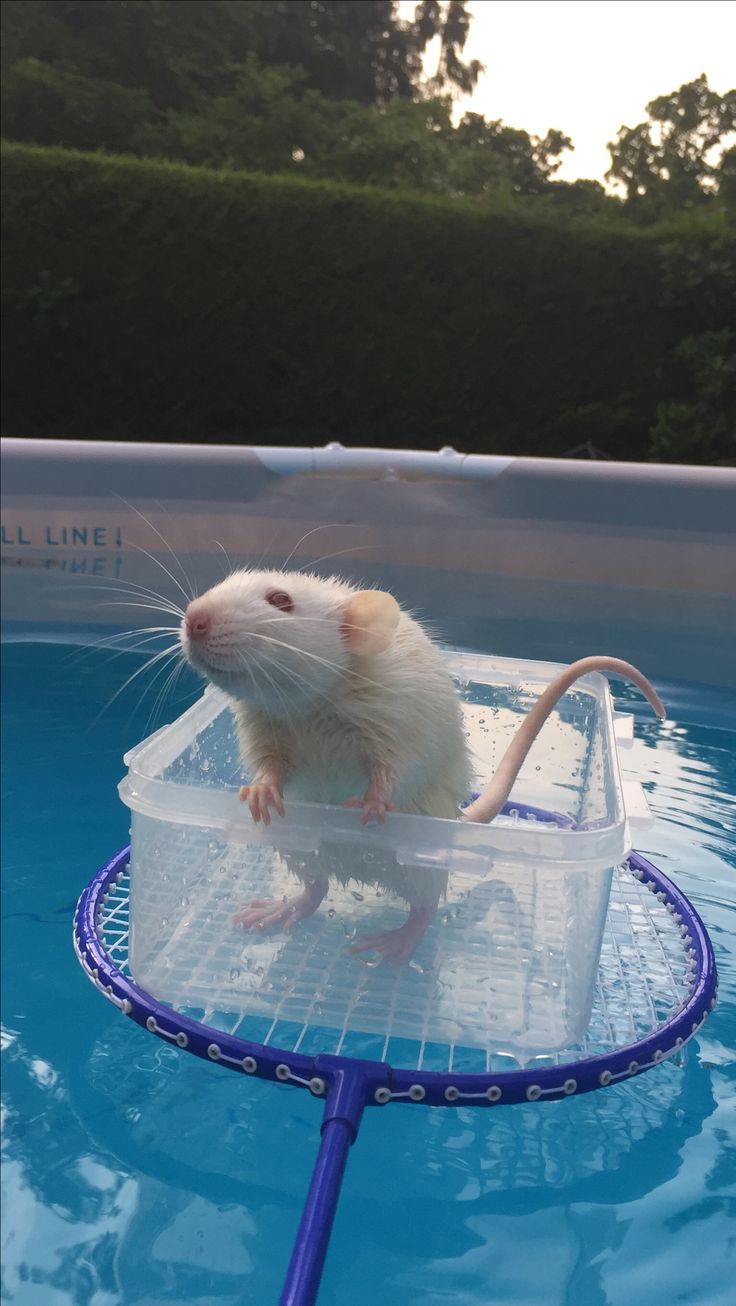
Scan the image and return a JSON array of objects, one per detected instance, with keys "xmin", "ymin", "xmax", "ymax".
[{"xmin": 265, "ymin": 589, "xmax": 294, "ymax": 613}]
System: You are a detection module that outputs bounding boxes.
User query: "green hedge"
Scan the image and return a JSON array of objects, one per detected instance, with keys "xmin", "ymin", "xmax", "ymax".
[{"xmin": 2, "ymin": 141, "xmax": 733, "ymax": 458}]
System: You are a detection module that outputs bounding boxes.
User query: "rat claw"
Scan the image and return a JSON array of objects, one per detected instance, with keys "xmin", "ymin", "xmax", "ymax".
[
  {"xmin": 343, "ymin": 795, "xmax": 395, "ymax": 824},
  {"xmin": 233, "ymin": 883, "xmax": 326, "ymax": 933},
  {"xmin": 233, "ymin": 897, "xmax": 291, "ymax": 930},
  {"xmin": 240, "ymin": 783, "xmax": 284, "ymax": 826},
  {"xmin": 350, "ymin": 930, "xmax": 415, "ymax": 965},
  {"xmin": 360, "ymin": 799, "xmax": 395, "ymax": 825},
  {"xmin": 350, "ymin": 907, "xmax": 434, "ymax": 965}
]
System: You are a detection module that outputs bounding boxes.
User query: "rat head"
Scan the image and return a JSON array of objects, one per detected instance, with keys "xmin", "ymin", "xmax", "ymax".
[{"xmin": 180, "ymin": 569, "xmax": 401, "ymax": 713}]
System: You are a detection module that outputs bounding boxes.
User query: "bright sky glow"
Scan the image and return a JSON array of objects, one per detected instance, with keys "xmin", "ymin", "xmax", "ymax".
[{"xmin": 400, "ymin": 1, "xmax": 736, "ymax": 184}]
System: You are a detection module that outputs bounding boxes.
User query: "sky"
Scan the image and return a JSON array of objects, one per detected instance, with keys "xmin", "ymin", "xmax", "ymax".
[{"xmin": 399, "ymin": 0, "xmax": 736, "ymax": 184}]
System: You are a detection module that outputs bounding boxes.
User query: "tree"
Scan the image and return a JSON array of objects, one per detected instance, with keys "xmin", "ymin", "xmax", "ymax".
[
  {"xmin": 649, "ymin": 331, "xmax": 736, "ymax": 465},
  {"xmin": 0, "ymin": 0, "xmax": 483, "ymax": 111},
  {"xmin": 445, "ymin": 114, "xmax": 573, "ymax": 197},
  {"xmin": 1, "ymin": 58, "xmax": 157, "ymax": 154},
  {"xmin": 718, "ymin": 144, "xmax": 736, "ymax": 215},
  {"xmin": 418, "ymin": 0, "xmax": 483, "ymax": 98},
  {"xmin": 607, "ymin": 74, "xmax": 736, "ymax": 215},
  {"xmin": 2, "ymin": 0, "xmax": 583, "ymax": 207}
]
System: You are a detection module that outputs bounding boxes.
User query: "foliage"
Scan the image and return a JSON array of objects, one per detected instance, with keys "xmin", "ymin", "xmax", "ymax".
[
  {"xmin": 1, "ymin": 4, "xmax": 732, "ymax": 218},
  {"xmin": 0, "ymin": 0, "xmax": 576, "ymax": 204},
  {"xmin": 0, "ymin": 0, "xmax": 482, "ymax": 109},
  {"xmin": 136, "ymin": 64, "xmax": 580, "ymax": 200},
  {"xmin": 607, "ymin": 74, "xmax": 736, "ymax": 219},
  {"xmin": 1, "ymin": 58, "xmax": 158, "ymax": 154},
  {"xmin": 1, "ymin": 4, "xmax": 733, "ymax": 463},
  {"xmin": 4, "ymin": 141, "xmax": 732, "ymax": 463},
  {"xmin": 648, "ymin": 221, "xmax": 736, "ymax": 463},
  {"xmin": 649, "ymin": 331, "xmax": 736, "ymax": 464}
]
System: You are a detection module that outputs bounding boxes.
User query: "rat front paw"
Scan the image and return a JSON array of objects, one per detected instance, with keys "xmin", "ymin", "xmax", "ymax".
[
  {"xmin": 240, "ymin": 782, "xmax": 285, "ymax": 826},
  {"xmin": 343, "ymin": 794, "xmax": 396, "ymax": 824}
]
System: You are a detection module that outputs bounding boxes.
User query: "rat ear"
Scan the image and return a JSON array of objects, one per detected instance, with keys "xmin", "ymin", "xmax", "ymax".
[{"xmin": 341, "ymin": 590, "xmax": 400, "ymax": 656}]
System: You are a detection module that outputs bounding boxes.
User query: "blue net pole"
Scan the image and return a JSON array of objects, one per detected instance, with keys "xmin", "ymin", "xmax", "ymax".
[
  {"xmin": 280, "ymin": 1062, "xmax": 376, "ymax": 1306},
  {"xmin": 280, "ymin": 1114, "xmax": 355, "ymax": 1306}
]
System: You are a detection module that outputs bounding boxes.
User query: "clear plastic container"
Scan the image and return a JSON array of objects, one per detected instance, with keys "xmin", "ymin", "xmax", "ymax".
[{"xmin": 120, "ymin": 653, "xmax": 648, "ymax": 1059}]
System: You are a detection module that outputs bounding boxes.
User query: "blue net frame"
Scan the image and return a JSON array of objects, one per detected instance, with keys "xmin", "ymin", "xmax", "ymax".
[{"xmin": 75, "ymin": 836, "xmax": 717, "ymax": 1306}]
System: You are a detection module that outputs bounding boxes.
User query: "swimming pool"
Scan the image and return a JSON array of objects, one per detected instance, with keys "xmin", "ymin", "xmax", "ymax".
[{"xmin": 2, "ymin": 441, "xmax": 735, "ymax": 1305}]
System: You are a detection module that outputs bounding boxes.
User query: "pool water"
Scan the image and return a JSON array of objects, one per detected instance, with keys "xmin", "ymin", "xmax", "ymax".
[{"xmin": 2, "ymin": 642, "xmax": 734, "ymax": 1306}]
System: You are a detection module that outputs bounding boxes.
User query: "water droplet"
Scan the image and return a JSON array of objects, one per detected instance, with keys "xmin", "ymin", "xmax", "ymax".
[
  {"xmin": 230, "ymin": 968, "xmax": 240, "ymax": 981},
  {"xmin": 327, "ymin": 908, "xmax": 336, "ymax": 918}
]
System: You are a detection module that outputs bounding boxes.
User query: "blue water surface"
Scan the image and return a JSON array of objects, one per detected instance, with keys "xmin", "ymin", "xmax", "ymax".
[{"xmin": 1, "ymin": 642, "xmax": 734, "ymax": 1306}]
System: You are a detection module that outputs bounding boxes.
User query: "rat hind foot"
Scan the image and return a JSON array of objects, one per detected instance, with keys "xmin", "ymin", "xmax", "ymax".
[
  {"xmin": 350, "ymin": 905, "xmax": 435, "ymax": 966},
  {"xmin": 233, "ymin": 880, "xmax": 327, "ymax": 933}
]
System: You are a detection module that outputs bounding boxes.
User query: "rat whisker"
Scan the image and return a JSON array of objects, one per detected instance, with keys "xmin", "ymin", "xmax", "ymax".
[
  {"xmin": 297, "ymin": 544, "xmax": 382, "ymax": 572},
  {"xmin": 246, "ymin": 631, "xmax": 394, "ymax": 694},
  {"xmin": 125, "ymin": 538, "xmax": 194, "ymax": 609},
  {"xmin": 255, "ymin": 649, "xmax": 331, "ymax": 709},
  {"xmin": 64, "ymin": 625, "xmax": 181, "ymax": 668},
  {"xmin": 250, "ymin": 523, "xmax": 288, "ymax": 572},
  {"xmin": 73, "ymin": 579, "xmax": 186, "ymax": 620},
  {"xmin": 128, "ymin": 653, "xmax": 184, "ymax": 736},
  {"xmin": 58, "ymin": 577, "xmax": 186, "ymax": 613},
  {"xmin": 240, "ymin": 648, "xmax": 294, "ymax": 722},
  {"xmin": 90, "ymin": 643, "xmax": 181, "ymax": 728},
  {"xmin": 153, "ymin": 497, "xmax": 198, "ymax": 601},
  {"xmin": 281, "ymin": 524, "xmax": 342, "ymax": 572},
  {"xmin": 127, "ymin": 645, "xmax": 186, "ymax": 727},
  {"xmin": 258, "ymin": 647, "xmax": 344, "ymax": 711},
  {"xmin": 112, "ymin": 494, "xmax": 195, "ymax": 602},
  {"xmin": 213, "ymin": 540, "xmax": 235, "ymax": 578},
  {"xmin": 255, "ymin": 650, "xmax": 299, "ymax": 721},
  {"xmin": 95, "ymin": 600, "xmax": 185, "ymax": 620},
  {"xmin": 233, "ymin": 648, "xmax": 261, "ymax": 709},
  {"xmin": 141, "ymin": 652, "xmax": 190, "ymax": 737}
]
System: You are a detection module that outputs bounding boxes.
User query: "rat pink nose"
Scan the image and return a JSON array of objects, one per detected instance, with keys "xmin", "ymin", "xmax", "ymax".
[{"xmin": 185, "ymin": 603, "xmax": 211, "ymax": 640}]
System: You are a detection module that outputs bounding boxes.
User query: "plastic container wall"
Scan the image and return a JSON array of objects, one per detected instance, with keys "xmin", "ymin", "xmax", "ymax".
[{"xmin": 122, "ymin": 654, "xmax": 627, "ymax": 1058}]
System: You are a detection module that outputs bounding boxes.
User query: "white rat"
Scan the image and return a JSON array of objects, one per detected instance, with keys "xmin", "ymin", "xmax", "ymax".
[{"xmin": 180, "ymin": 569, "xmax": 665, "ymax": 962}]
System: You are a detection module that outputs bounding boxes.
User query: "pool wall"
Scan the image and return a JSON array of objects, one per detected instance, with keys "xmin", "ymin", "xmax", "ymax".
[{"xmin": 2, "ymin": 437, "xmax": 735, "ymax": 687}]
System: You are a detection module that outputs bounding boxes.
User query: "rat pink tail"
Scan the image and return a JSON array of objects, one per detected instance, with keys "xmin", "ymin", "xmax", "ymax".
[{"xmin": 462, "ymin": 657, "xmax": 665, "ymax": 825}]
